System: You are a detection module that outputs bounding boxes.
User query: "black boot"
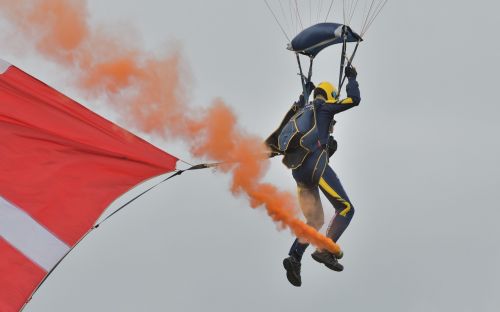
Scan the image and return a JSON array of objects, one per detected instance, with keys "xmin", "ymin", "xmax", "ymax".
[
  {"xmin": 311, "ymin": 250, "xmax": 344, "ymax": 272},
  {"xmin": 283, "ymin": 256, "xmax": 302, "ymax": 287}
]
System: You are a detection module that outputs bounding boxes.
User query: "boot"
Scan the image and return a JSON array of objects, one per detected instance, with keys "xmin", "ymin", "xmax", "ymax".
[
  {"xmin": 283, "ymin": 256, "xmax": 302, "ymax": 287},
  {"xmin": 311, "ymin": 250, "xmax": 344, "ymax": 272}
]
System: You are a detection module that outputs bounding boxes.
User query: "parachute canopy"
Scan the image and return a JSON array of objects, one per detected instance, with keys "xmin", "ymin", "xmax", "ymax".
[
  {"xmin": 264, "ymin": 0, "xmax": 387, "ymax": 97},
  {"xmin": 288, "ymin": 22, "xmax": 362, "ymax": 57}
]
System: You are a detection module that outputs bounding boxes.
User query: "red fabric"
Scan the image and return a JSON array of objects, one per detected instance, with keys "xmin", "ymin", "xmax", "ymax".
[
  {"xmin": 0, "ymin": 239, "xmax": 46, "ymax": 312},
  {"xmin": 0, "ymin": 64, "xmax": 178, "ymax": 310}
]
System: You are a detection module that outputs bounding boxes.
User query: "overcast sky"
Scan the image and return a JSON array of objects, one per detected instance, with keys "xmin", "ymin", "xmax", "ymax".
[{"xmin": 2, "ymin": 0, "xmax": 499, "ymax": 311}]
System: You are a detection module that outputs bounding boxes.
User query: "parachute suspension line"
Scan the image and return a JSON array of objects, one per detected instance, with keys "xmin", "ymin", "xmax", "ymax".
[
  {"xmin": 361, "ymin": 0, "xmax": 388, "ymax": 36},
  {"xmin": 316, "ymin": 0, "xmax": 323, "ymax": 23},
  {"xmin": 325, "ymin": 0, "xmax": 335, "ymax": 22},
  {"xmin": 307, "ymin": 56, "xmax": 314, "ymax": 83},
  {"xmin": 289, "ymin": 0, "xmax": 297, "ymax": 37},
  {"xmin": 360, "ymin": 0, "xmax": 388, "ymax": 37},
  {"xmin": 360, "ymin": 0, "xmax": 376, "ymax": 35},
  {"xmin": 296, "ymin": 53, "xmax": 307, "ymax": 104},
  {"xmin": 339, "ymin": 39, "xmax": 360, "ymax": 91},
  {"xmin": 294, "ymin": 0, "xmax": 304, "ymax": 30},
  {"xmin": 342, "ymin": 0, "xmax": 347, "ymax": 25},
  {"xmin": 361, "ymin": 0, "xmax": 370, "ymax": 30},
  {"xmin": 337, "ymin": 26, "xmax": 348, "ymax": 98},
  {"xmin": 295, "ymin": 53, "xmax": 315, "ymax": 106},
  {"xmin": 309, "ymin": 0, "xmax": 312, "ymax": 26},
  {"xmin": 345, "ymin": 0, "xmax": 360, "ymax": 26},
  {"xmin": 264, "ymin": 0, "xmax": 291, "ymax": 42},
  {"xmin": 277, "ymin": 0, "xmax": 292, "ymax": 37}
]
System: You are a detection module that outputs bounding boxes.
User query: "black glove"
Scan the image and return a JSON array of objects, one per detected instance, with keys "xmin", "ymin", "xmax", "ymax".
[
  {"xmin": 327, "ymin": 136, "xmax": 338, "ymax": 157},
  {"xmin": 345, "ymin": 65, "xmax": 357, "ymax": 79},
  {"xmin": 297, "ymin": 94, "xmax": 306, "ymax": 106},
  {"xmin": 305, "ymin": 81, "xmax": 315, "ymax": 95},
  {"xmin": 297, "ymin": 81, "xmax": 315, "ymax": 106}
]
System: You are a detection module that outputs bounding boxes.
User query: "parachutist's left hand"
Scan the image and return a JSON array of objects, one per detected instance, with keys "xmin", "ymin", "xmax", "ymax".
[{"xmin": 345, "ymin": 65, "xmax": 357, "ymax": 79}]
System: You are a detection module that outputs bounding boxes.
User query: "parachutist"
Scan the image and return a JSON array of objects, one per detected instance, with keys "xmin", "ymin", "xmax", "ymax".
[{"xmin": 266, "ymin": 65, "xmax": 361, "ymax": 287}]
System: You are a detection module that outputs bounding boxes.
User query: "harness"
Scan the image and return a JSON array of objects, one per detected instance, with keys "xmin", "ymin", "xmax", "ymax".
[{"xmin": 277, "ymin": 101, "xmax": 322, "ymax": 169}]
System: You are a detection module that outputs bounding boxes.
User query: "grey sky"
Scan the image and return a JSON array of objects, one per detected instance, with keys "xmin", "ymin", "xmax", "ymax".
[{"xmin": 2, "ymin": 0, "xmax": 499, "ymax": 311}]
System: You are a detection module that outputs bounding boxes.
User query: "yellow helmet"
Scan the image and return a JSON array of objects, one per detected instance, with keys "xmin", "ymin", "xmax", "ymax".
[{"xmin": 315, "ymin": 81, "xmax": 338, "ymax": 103}]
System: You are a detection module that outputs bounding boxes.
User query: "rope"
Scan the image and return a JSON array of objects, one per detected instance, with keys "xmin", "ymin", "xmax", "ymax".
[
  {"xmin": 20, "ymin": 160, "xmax": 224, "ymax": 311},
  {"xmin": 95, "ymin": 163, "xmax": 221, "ymax": 228}
]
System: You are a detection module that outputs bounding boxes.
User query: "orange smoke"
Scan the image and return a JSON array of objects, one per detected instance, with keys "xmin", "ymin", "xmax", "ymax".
[{"xmin": 0, "ymin": 0, "xmax": 341, "ymax": 254}]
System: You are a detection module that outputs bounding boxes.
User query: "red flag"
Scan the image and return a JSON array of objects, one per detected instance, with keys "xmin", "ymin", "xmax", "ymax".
[{"xmin": 0, "ymin": 59, "xmax": 177, "ymax": 312}]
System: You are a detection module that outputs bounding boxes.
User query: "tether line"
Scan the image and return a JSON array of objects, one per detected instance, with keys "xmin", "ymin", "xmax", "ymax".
[{"xmin": 20, "ymin": 161, "xmax": 222, "ymax": 312}]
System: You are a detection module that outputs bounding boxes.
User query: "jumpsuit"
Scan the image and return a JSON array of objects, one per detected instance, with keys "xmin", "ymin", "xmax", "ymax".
[{"xmin": 267, "ymin": 76, "xmax": 360, "ymax": 260}]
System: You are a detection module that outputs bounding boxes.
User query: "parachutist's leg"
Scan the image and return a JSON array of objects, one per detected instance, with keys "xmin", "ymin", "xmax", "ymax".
[
  {"xmin": 288, "ymin": 185, "xmax": 323, "ymax": 260},
  {"xmin": 289, "ymin": 238, "xmax": 309, "ymax": 261},
  {"xmin": 287, "ymin": 150, "xmax": 328, "ymax": 260},
  {"xmin": 297, "ymin": 185, "xmax": 324, "ymax": 230},
  {"xmin": 283, "ymin": 150, "xmax": 328, "ymax": 286},
  {"xmin": 319, "ymin": 166, "xmax": 355, "ymax": 243}
]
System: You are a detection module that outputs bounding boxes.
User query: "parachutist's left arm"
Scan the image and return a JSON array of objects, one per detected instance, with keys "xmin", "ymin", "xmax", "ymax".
[
  {"xmin": 324, "ymin": 73, "xmax": 361, "ymax": 115},
  {"xmin": 316, "ymin": 67, "xmax": 360, "ymax": 147}
]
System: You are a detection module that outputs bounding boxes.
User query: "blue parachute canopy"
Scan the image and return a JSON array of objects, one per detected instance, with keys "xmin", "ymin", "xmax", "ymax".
[{"xmin": 288, "ymin": 23, "xmax": 362, "ymax": 57}]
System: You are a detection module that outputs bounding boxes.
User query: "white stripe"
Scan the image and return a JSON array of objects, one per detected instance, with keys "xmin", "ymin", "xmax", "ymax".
[
  {"xmin": 0, "ymin": 196, "xmax": 70, "ymax": 271},
  {"xmin": 0, "ymin": 59, "xmax": 11, "ymax": 74}
]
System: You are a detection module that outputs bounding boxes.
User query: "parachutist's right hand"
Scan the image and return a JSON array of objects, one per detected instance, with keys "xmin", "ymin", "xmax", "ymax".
[
  {"xmin": 298, "ymin": 94, "xmax": 305, "ymax": 106},
  {"xmin": 305, "ymin": 81, "xmax": 315, "ymax": 95},
  {"xmin": 345, "ymin": 65, "xmax": 357, "ymax": 79}
]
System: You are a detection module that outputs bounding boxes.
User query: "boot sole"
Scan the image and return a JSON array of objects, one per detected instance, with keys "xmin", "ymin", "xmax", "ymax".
[
  {"xmin": 311, "ymin": 253, "xmax": 344, "ymax": 272},
  {"xmin": 283, "ymin": 259, "xmax": 301, "ymax": 287}
]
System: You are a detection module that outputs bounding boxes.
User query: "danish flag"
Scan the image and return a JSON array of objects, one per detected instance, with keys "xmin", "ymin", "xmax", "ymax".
[{"xmin": 0, "ymin": 59, "xmax": 177, "ymax": 311}]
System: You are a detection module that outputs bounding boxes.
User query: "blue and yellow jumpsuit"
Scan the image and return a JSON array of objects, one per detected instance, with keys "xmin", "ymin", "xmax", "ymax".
[{"xmin": 266, "ymin": 76, "xmax": 360, "ymax": 260}]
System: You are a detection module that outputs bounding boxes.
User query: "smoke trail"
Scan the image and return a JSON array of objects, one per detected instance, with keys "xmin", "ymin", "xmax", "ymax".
[{"xmin": 0, "ymin": 0, "xmax": 341, "ymax": 254}]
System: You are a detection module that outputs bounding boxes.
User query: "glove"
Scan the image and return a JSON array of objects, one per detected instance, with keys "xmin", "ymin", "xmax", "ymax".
[
  {"xmin": 305, "ymin": 81, "xmax": 316, "ymax": 95},
  {"xmin": 297, "ymin": 94, "xmax": 306, "ymax": 106},
  {"xmin": 296, "ymin": 81, "xmax": 315, "ymax": 106},
  {"xmin": 345, "ymin": 65, "xmax": 357, "ymax": 79}
]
